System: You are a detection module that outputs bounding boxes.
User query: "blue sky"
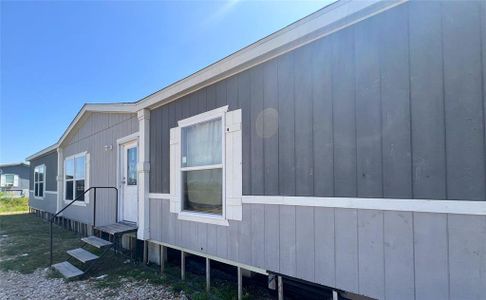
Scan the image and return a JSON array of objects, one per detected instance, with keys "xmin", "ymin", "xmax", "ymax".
[{"xmin": 1, "ymin": 0, "xmax": 331, "ymax": 163}]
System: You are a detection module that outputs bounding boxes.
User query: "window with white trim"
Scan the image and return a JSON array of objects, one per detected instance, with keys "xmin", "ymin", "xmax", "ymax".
[
  {"xmin": 169, "ymin": 106, "xmax": 242, "ymax": 225},
  {"xmin": 181, "ymin": 116, "xmax": 224, "ymax": 215},
  {"xmin": 1, "ymin": 174, "xmax": 19, "ymax": 188},
  {"xmin": 64, "ymin": 153, "xmax": 86, "ymax": 201},
  {"xmin": 34, "ymin": 165, "xmax": 45, "ymax": 197}
]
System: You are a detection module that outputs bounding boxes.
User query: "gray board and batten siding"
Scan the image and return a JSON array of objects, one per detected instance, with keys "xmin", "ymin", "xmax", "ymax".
[
  {"xmin": 29, "ymin": 150, "xmax": 58, "ymax": 213},
  {"xmin": 60, "ymin": 112, "xmax": 139, "ymax": 226},
  {"xmin": 147, "ymin": 1, "xmax": 486, "ymax": 300},
  {"xmin": 150, "ymin": 1, "xmax": 486, "ymax": 202},
  {"xmin": 149, "ymin": 200, "xmax": 486, "ymax": 300}
]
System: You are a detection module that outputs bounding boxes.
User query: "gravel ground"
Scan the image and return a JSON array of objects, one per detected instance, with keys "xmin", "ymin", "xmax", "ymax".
[{"xmin": 0, "ymin": 268, "xmax": 184, "ymax": 300}]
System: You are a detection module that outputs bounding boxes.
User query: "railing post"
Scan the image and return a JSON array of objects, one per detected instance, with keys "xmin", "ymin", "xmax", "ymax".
[
  {"xmin": 115, "ymin": 187, "xmax": 118, "ymax": 223},
  {"xmin": 49, "ymin": 220, "xmax": 53, "ymax": 266},
  {"xmin": 93, "ymin": 188, "xmax": 97, "ymax": 227}
]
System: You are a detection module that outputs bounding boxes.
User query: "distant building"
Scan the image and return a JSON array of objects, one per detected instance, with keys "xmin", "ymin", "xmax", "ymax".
[{"xmin": 0, "ymin": 162, "xmax": 30, "ymax": 197}]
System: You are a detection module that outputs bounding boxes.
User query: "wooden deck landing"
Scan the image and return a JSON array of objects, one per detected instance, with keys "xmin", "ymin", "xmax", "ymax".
[{"xmin": 94, "ymin": 222, "xmax": 137, "ymax": 235}]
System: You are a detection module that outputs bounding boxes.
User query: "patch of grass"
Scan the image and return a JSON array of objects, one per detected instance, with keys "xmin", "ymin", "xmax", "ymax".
[
  {"xmin": 0, "ymin": 213, "xmax": 84, "ymax": 273},
  {"xmin": 0, "ymin": 196, "xmax": 29, "ymax": 214},
  {"xmin": 0, "ymin": 213, "xmax": 273, "ymax": 299}
]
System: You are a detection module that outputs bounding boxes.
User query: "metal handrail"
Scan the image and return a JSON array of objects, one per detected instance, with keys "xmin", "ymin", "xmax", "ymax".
[{"xmin": 49, "ymin": 186, "xmax": 118, "ymax": 266}]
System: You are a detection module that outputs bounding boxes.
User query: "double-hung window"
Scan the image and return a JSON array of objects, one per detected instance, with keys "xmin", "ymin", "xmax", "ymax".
[
  {"xmin": 64, "ymin": 153, "xmax": 86, "ymax": 201},
  {"xmin": 181, "ymin": 116, "xmax": 224, "ymax": 215},
  {"xmin": 169, "ymin": 105, "xmax": 242, "ymax": 225},
  {"xmin": 34, "ymin": 165, "xmax": 45, "ymax": 197}
]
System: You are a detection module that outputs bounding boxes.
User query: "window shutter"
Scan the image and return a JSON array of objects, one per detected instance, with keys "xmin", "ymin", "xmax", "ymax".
[
  {"xmin": 225, "ymin": 109, "xmax": 242, "ymax": 221},
  {"xmin": 13, "ymin": 175, "xmax": 19, "ymax": 187},
  {"xmin": 0, "ymin": 175, "xmax": 5, "ymax": 187},
  {"xmin": 169, "ymin": 127, "xmax": 181, "ymax": 213}
]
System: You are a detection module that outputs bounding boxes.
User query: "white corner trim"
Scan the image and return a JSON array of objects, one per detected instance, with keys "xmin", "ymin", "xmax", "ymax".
[
  {"xmin": 177, "ymin": 105, "xmax": 228, "ymax": 127},
  {"xmin": 242, "ymin": 196, "xmax": 486, "ymax": 216},
  {"xmin": 149, "ymin": 193, "xmax": 171, "ymax": 199},
  {"xmin": 177, "ymin": 211, "xmax": 229, "ymax": 226}
]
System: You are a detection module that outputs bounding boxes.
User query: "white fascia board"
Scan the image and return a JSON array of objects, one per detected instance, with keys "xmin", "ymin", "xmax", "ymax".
[
  {"xmin": 135, "ymin": 0, "xmax": 407, "ymax": 111},
  {"xmin": 26, "ymin": 144, "xmax": 58, "ymax": 161}
]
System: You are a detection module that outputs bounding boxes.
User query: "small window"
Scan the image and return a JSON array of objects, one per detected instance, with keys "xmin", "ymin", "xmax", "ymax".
[
  {"xmin": 34, "ymin": 165, "xmax": 45, "ymax": 197},
  {"xmin": 127, "ymin": 147, "xmax": 137, "ymax": 185},
  {"xmin": 181, "ymin": 117, "xmax": 223, "ymax": 215},
  {"xmin": 1, "ymin": 174, "xmax": 18, "ymax": 188},
  {"xmin": 64, "ymin": 153, "xmax": 86, "ymax": 201}
]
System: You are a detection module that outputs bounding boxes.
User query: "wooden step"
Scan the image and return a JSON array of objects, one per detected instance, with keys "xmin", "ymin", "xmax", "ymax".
[
  {"xmin": 67, "ymin": 248, "xmax": 99, "ymax": 263},
  {"xmin": 94, "ymin": 222, "xmax": 137, "ymax": 235},
  {"xmin": 81, "ymin": 236, "xmax": 112, "ymax": 249},
  {"xmin": 52, "ymin": 261, "xmax": 84, "ymax": 279}
]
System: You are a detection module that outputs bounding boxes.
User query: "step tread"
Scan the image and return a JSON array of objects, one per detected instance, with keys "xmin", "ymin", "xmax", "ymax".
[
  {"xmin": 67, "ymin": 248, "xmax": 99, "ymax": 263},
  {"xmin": 52, "ymin": 261, "xmax": 84, "ymax": 279},
  {"xmin": 81, "ymin": 236, "xmax": 112, "ymax": 249}
]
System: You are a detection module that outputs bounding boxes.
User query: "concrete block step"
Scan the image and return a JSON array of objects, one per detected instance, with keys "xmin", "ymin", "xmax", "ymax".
[
  {"xmin": 67, "ymin": 248, "xmax": 99, "ymax": 263},
  {"xmin": 52, "ymin": 261, "xmax": 84, "ymax": 279}
]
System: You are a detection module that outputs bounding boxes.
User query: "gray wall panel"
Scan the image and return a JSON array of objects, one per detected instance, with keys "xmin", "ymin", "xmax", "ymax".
[
  {"xmin": 314, "ymin": 207, "xmax": 335, "ymax": 287},
  {"xmin": 414, "ymin": 213, "xmax": 449, "ymax": 300},
  {"xmin": 264, "ymin": 204, "xmax": 279, "ymax": 272},
  {"xmin": 448, "ymin": 215, "xmax": 486, "ymax": 299},
  {"xmin": 354, "ymin": 17, "xmax": 383, "ymax": 198},
  {"xmin": 251, "ymin": 204, "xmax": 265, "ymax": 268},
  {"xmin": 383, "ymin": 211, "xmax": 414, "ymax": 300},
  {"xmin": 443, "ymin": 0, "xmax": 486, "ymax": 200},
  {"xmin": 379, "ymin": 5, "xmax": 412, "ymax": 198},
  {"xmin": 295, "ymin": 206, "xmax": 314, "ymax": 282},
  {"xmin": 263, "ymin": 60, "xmax": 279, "ymax": 195},
  {"xmin": 250, "ymin": 66, "xmax": 265, "ymax": 195},
  {"xmin": 312, "ymin": 38, "xmax": 334, "ymax": 197},
  {"xmin": 279, "ymin": 205, "xmax": 296, "ymax": 276},
  {"xmin": 409, "ymin": 1, "xmax": 446, "ymax": 199},
  {"xmin": 357, "ymin": 210, "xmax": 384, "ymax": 299},
  {"xmin": 334, "ymin": 208, "xmax": 358, "ymax": 292},
  {"xmin": 294, "ymin": 44, "xmax": 314, "ymax": 196},
  {"xmin": 331, "ymin": 29, "xmax": 357, "ymax": 197},
  {"xmin": 277, "ymin": 53, "xmax": 296, "ymax": 196}
]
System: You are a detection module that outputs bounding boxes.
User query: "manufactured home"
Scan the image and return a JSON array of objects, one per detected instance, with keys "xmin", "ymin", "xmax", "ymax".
[
  {"xmin": 27, "ymin": 0, "xmax": 486, "ymax": 299},
  {"xmin": 0, "ymin": 162, "xmax": 30, "ymax": 197}
]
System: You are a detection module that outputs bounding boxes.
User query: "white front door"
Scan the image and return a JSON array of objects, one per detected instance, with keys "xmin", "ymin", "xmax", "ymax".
[{"xmin": 120, "ymin": 141, "xmax": 138, "ymax": 223}]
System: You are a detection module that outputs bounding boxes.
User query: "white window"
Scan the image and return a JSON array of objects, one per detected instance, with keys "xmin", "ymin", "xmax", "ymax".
[
  {"xmin": 34, "ymin": 165, "xmax": 45, "ymax": 197},
  {"xmin": 64, "ymin": 153, "xmax": 87, "ymax": 202},
  {"xmin": 170, "ymin": 106, "xmax": 242, "ymax": 225},
  {"xmin": 181, "ymin": 116, "xmax": 224, "ymax": 215},
  {"xmin": 1, "ymin": 174, "xmax": 19, "ymax": 188}
]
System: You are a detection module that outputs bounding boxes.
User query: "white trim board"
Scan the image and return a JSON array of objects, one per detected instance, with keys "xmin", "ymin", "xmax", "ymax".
[
  {"xmin": 149, "ymin": 193, "xmax": 171, "ymax": 199},
  {"xmin": 45, "ymin": 191, "xmax": 58, "ymax": 195},
  {"xmin": 242, "ymin": 196, "xmax": 486, "ymax": 216}
]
